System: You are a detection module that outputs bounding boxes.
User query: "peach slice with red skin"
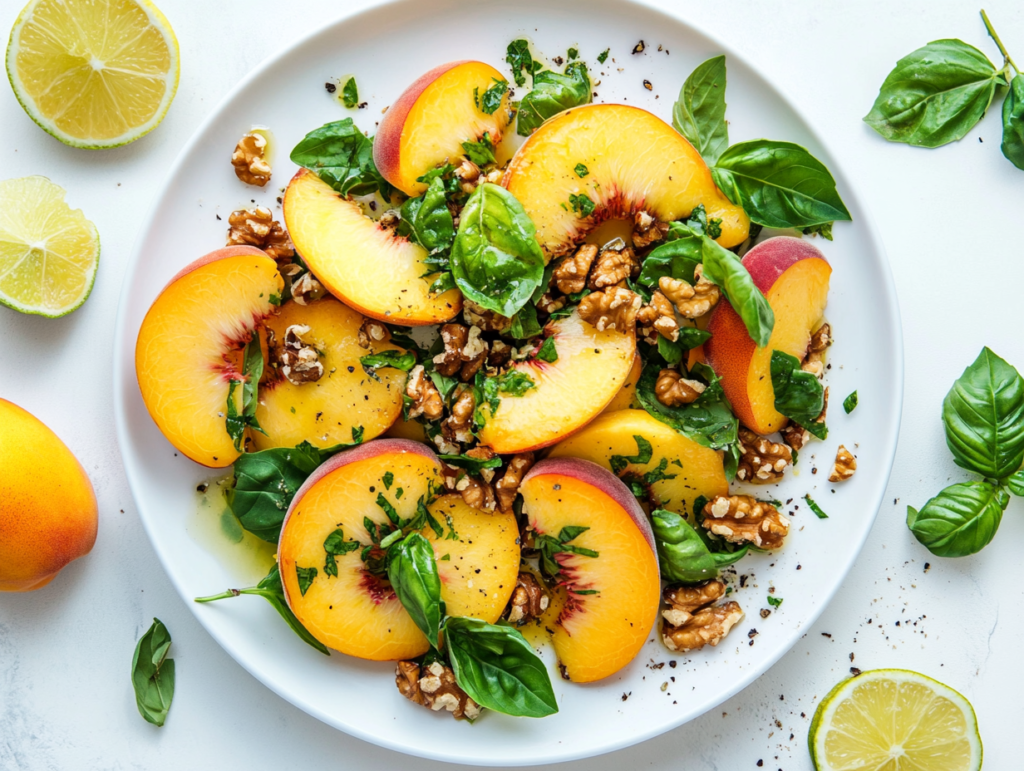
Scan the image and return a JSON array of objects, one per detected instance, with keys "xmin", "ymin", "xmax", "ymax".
[
  {"xmin": 375, "ymin": 60, "xmax": 512, "ymax": 197},
  {"xmin": 253, "ymin": 296, "xmax": 405, "ymax": 451},
  {"xmin": 283, "ymin": 169, "xmax": 461, "ymax": 326},
  {"xmin": 135, "ymin": 246, "xmax": 282, "ymax": 468},
  {"xmin": 476, "ymin": 309, "xmax": 636, "ymax": 454},
  {"xmin": 278, "ymin": 440, "xmax": 519, "ymax": 660},
  {"xmin": 704, "ymin": 237, "xmax": 832, "ymax": 435},
  {"xmin": 503, "ymin": 104, "xmax": 750, "ymax": 259},
  {"xmin": 520, "ymin": 458, "xmax": 660, "ymax": 683}
]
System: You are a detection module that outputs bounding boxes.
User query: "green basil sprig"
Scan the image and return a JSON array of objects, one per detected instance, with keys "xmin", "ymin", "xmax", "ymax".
[
  {"xmin": 672, "ymin": 55, "xmax": 728, "ymax": 165},
  {"xmin": 290, "ymin": 119, "xmax": 392, "ymax": 199},
  {"xmin": 132, "ymin": 618, "xmax": 176, "ymax": 727},
  {"xmin": 450, "ymin": 183, "xmax": 545, "ymax": 318},
  {"xmin": 701, "ymin": 236, "xmax": 774, "ymax": 348},
  {"xmin": 387, "ymin": 533, "xmax": 445, "ymax": 649},
  {"xmin": 770, "ymin": 350, "xmax": 827, "ymax": 440},
  {"xmin": 909, "ymin": 347, "xmax": 1024, "ymax": 557},
  {"xmin": 195, "ymin": 564, "xmax": 329, "ymax": 655},
  {"xmin": 652, "ymin": 509, "xmax": 748, "ymax": 584},
  {"xmin": 517, "ymin": 62, "xmax": 591, "ymax": 136}
]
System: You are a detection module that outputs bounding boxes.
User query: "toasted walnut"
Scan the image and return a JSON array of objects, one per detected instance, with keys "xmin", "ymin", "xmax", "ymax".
[
  {"xmin": 736, "ymin": 427, "xmax": 793, "ymax": 484},
  {"xmin": 780, "ymin": 423, "xmax": 811, "ymax": 452},
  {"xmin": 226, "ymin": 206, "xmax": 294, "ymax": 261},
  {"xmin": 398, "ymin": 661, "xmax": 482, "ymax": 720},
  {"xmin": 357, "ymin": 318, "xmax": 389, "ymax": 349},
  {"xmin": 662, "ymin": 580, "xmax": 727, "ymax": 627},
  {"xmin": 231, "ymin": 132, "xmax": 272, "ymax": 186},
  {"xmin": 488, "ymin": 339, "xmax": 512, "ymax": 370},
  {"xmin": 632, "ymin": 211, "xmax": 669, "ymax": 249},
  {"xmin": 803, "ymin": 323, "xmax": 832, "ymax": 378},
  {"xmin": 434, "ymin": 324, "xmax": 488, "ymax": 382},
  {"xmin": 554, "ymin": 244, "xmax": 598, "ymax": 295},
  {"xmin": 463, "ymin": 299, "xmax": 512, "ymax": 334},
  {"xmin": 536, "ymin": 292, "xmax": 566, "ymax": 315},
  {"xmin": 406, "ymin": 365, "xmax": 444, "ymax": 420},
  {"xmin": 290, "ymin": 271, "xmax": 327, "ymax": 306},
  {"xmin": 455, "ymin": 158, "xmax": 480, "ymax": 182},
  {"xmin": 495, "ymin": 452, "xmax": 535, "ymax": 512},
  {"xmin": 588, "ymin": 247, "xmax": 640, "ymax": 290},
  {"xmin": 441, "ymin": 388, "xmax": 476, "ymax": 444},
  {"xmin": 431, "ymin": 432, "xmax": 461, "ymax": 456},
  {"xmin": 637, "ymin": 291, "xmax": 679, "ymax": 341},
  {"xmin": 270, "ymin": 324, "xmax": 324, "ymax": 385},
  {"xmin": 655, "ymin": 369, "xmax": 705, "ymax": 407},
  {"xmin": 457, "ymin": 473, "xmax": 497, "ymax": 512},
  {"xmin": 577, "ymin": 286, "xmax": 642, "ymax": 332},
  {"xmin": 702, "ymin": 495, "xmax": 790, "ymax": 550},
  {"xmin": 378, "ymin": 210, "xmax": 401, "ymax": 231},
  {"xmin": 506, "ymin": 572, "xmax": 549, "ymax": 625},
  {"xmin": 829, "ymin": 445, "xmax": 857, "ymax": 482},
  {"xmin": 663, "ymin": 600, "xmax": 745, "ymax": 653},
  {"xmin": 659, "ymin": 265, "xmax": 720, "ymax": 319}
]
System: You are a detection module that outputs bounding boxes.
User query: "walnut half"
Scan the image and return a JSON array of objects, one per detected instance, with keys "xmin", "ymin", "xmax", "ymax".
[
  {"xmin": 226, "ymin": 206, "xmax": 294, "ymax": 261},
  {"xmin": 736, "ymin": 427, "xmax": 793, "ymax": 484},
  {"xmin": 577, "ymin": 286, "xmax": 642, "ymax": 332},
  {"xmin": 231, "ymin": 131, "xmax": 272, "ymax": 187},
  {"xmin": 662, "ymin": 580, "xmax": 744, "ymax": 653}
]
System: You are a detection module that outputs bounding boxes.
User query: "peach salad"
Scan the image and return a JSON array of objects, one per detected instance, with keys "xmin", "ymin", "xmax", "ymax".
[{"xmin": 135, "ymin": 43, "xmax": 852, "ymax": 721}]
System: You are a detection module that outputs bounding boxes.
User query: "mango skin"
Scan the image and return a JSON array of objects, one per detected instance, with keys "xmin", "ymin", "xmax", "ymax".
[{"xmin": 0, "ymin": 399, "xmax": 97, "ymax": 591}]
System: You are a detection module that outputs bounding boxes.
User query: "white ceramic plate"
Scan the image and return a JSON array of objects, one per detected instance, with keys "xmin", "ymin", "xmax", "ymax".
[{"xmin": 113, "ymin": 0, "xmax": 903, "ymax": 764}]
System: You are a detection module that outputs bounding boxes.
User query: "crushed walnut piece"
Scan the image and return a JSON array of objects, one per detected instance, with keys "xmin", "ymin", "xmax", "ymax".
[
  {"xmin": 655, "ymin": 368, "xmax": 705, "ymax": 406},
  {"xmin": 632, "ymin": 210, "xmax": 669, "ymax": 249},
  {"xmin": 637, "ymin": 291, "xmax": 679, "ymax": 341},
  {"xmin": 226, "ymin": 206, "xmax": 294, "ymax": 260},
  {"xmin": 463, "ymin": 299, "xmax": 511, "ymax": 333},
  {"xmin": 441, "ymin": 388, "xmax": 476, "ymax": 444},
  {"xmin": 535, "ymin": 291, "xmax": 566, "ymax": 316},
  {"xmin": 466, "ymin": 446, "xmax": 498, "ymax": 483},
  {"xmin": 553, "ymin": 244, "xmax": 598, "ymax": 295},
  {"xmin": 577, "ymin": 286, "xmax": 642, "ymax": 332},
  {"xmin": 802, "ymin": 323, "xmax": 832, "ymax": 378},
  {"xmin": 269, "ymin": 324, "xmax": 324, "ymax": 385},
  {"xmin": 736, "ymin": 427, "xmax": 793, "ymax": 484},
  {"xmin": 506, "ymin": 572, "xmax": 549, "ymax": 625},
  {"xmin": 487, "ymin": 339, "xmax": 512, "ymax": 370},
  {"xmin": 290, "ymin": 270, "xmax": 327, "ymax": 306},
  {"xmin": 231, "ymin": 131, "xmax": 272, "ymax": 187},
  {"xmin": 702, "ymin": 495, "xmax": 790, "ymax": 550},
  {"xmin": 659, "ymin": 265, "xmax": 720, "ymax": 319},
  {"xmin": 495, "ymin": 452, "xmax": 535, "ymax": 512},
  {"xmin": 396, "ymin": 661, "xmax": 482, "ymax": 720},
  {"xmin": 661, "ymin": 580, "xmax": 744, "ymax": 653},
  {"xmin": 780, "ymin": 423, "xmax": 811, "ymax": 452},
  {"xmin": 357, "ymin": 318, "xmax": 389, "ymax": 349},
  {"xmin": 406, "ymin": 365, "xmax": 444, "ymax": 420},
  {"xmin": 829, "ymin": 445, "xmax": 857, "ymax": 482},
  {"xmin": 434, "ymin": 324, "xmax": 488, "ymax": 382},
  {"xmin": 588, "ymin": 246, "xmax": 640, "ymax": 290},
  {"xmin": 457, "ymin": 473, "xmax": 497, "ymax": 511},
  {"xmin": 378, "ymin": 210, "xmax": 401, "ymax": 231}
]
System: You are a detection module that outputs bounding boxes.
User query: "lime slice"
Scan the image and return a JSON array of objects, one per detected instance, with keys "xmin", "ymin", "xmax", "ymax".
[
  {"xmin": 809, "ymin": 669, "xmax": 982, "ymax": 771},
  {"xmin": 0, "ymin": 176, "xmax": 100, "ymax": 317},
  {"xmin": 6, "ymin": 0, "xmax": 180, "ymax": 149}
]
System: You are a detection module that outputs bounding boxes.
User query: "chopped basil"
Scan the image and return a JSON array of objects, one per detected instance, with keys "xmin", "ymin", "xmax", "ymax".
[
  {"xmin": 804, "ymin": 494, "xmax": 829, "ymax": 519},
  {"xmin": 342, "ymin": 76, "xmax": 359, "ymax": 108},
  {"xmin": 475, "ymin": 79, "xmax": 508, "ymax": 115},
  {"xmin": 574, "ymin": 163, "xmax": 589, "ymax": 177},
  {"xmin": 377, "ymin": 492, "xmax": 400, "ymax": 524},
  {"xmin": 843, "ymin": 391, "xmax": 859, "ymax": 414},
  {"xmin": 295, "ymin": 565, "xmax": 318, "ymax": 596},
  {"xmin": 771, "ymin": 350, "xmax": 827, "ymax": 440},
  {"xmin": 516, "ymin": 61, "xmax": 592, "ymax": 136},
  {"xmin": 437, "ymin": 452, "xmax": 503, "ymax": 476},
  {"xmin": 597, "ymin": 48, "xmax": 610, "ymax": 64},
  {"xmin": 535, "ymin": 336, "xmax": 558, "ymax": 363},
  {"xmin": 360, "ymin": 350, "xmax": 417, "ymax": 373},
  {"xmin": 685, "ymin": 204, "xmax": 722, "ymax": 240},
  {"xmin": 802, "ymin": 222, "xmax": 834, "ymax": 241},
  {"xmin": 610, "ymin": 435, "xmax": 653, "ymax": 474},
  {"xmin": 351, "ymin": 425, "xmax": 364, "ymax": 443},
  {"xmin": 461, "ymin": 132, "xmax": 497, "ymax": 166},
  {"xmin": 323, "ymin": 528, "xmax": 360, "ymax": 577},
  {"xmin": 535, "ymin": 525, "xmax": 599, "ymax": 579},
  {"xmin": 225, "ymin": 335, "xmax": 266, "ymax": 451},
  {"xmin": 766, "ymin": 595, "xmax": 783, "ymax": 608},
  {"xmin": 383, "ymin": 471, "xmax": 394, "ymax": 489},
  {"xmin": 506, "ymin": 39, "xmax": 542, "ymax": 87},
  {"xmin": 568, "ymin": 192, "xmax": 596, "ymax": 218},
  {"xmin": 510, "ymin": 303, "xmax": 543, "ymax": 339},
  {"xmin": 567, "ymin": 47, "xmax": 579, "ymax": 60}
]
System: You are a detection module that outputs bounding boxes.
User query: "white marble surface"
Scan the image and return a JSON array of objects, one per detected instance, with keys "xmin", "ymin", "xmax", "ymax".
[{"xmin": 1, "ymin": 0, "xmax": 1022, "ymax": 768}]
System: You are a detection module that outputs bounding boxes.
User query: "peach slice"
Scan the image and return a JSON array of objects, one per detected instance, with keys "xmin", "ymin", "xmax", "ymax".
[
  {"xmin": 520, "ymin": 458, "xmax": 660, "ymax": 683},
  {"xmin": 601, "ymin": 354, "xmax": 642, "ymax": 414},
  {"xmin": 375, "ymin": 61, "xmax": 512, "ymax": 196},
  {"xmin": 704, "ymin": 237, "xmax": 831, "ymax": 434},
  {"xmin": 278, "ymin": 440, "xmax": 520, "ymax": 660},
  {"xmin": 476, "ymin": 310, "xmax": 636, "ymax": 453},
  {"xmin": 253, "ymin": 297, "xmax": 405, "ymax": 450},
  {"xmin": 503, "ymin": 104, "xmax": 750, "ymax": 258},
  {"xmin": 548, "ymin": 409, "xmax": 728, "ymax": 518},
  {"xmin": 135, "ymin": 246, "xmax": 282, "ymax": 468},
  {"xmin": 283, "ymin": 168, "xmax": 462, "ymax": 326}
]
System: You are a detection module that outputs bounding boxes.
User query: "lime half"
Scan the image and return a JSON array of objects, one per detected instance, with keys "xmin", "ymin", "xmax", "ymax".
[
  {"xmin": 6, "ymin": 0, "xmax": 180, "ymax": 149},
  {"xmin": 809, "ymin": 669, "xmax": 982, "ymax": 771},
  {"xmin": 0, "ymin": 176, "xmax": 100, "ymax": 317}
]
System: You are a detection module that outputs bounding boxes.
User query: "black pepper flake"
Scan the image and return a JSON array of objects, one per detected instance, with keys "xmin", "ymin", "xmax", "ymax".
[
  {"xmin": 325, "ymin": 82, "xmax": 336, "ymax": 93},
  {"xmin": 643, "ymin": 79, "xmax": 653, "ymax": 91},
  {"xmin": 196, "ymin": 483, "xmax": 208, "ymax": 493},
  {"xmin": 632, "ymin": 40, "xmax": 645, "ymax": 54},
  {"xmin": 850, "ymin": 667, "xmax": 862, "ymax": 676}
]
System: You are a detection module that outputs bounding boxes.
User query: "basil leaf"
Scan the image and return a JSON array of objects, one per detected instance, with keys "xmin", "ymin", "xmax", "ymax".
[
  {"xmin": 864, "ymin": 39, "xmax": 1004, "ymax": 148},
  {"xmin": 506, "ymin": 39, "xmax": 541, "ymax": 87},
  {"xmin": 450, "ymin": 183, "xmax": 545, "ymax": 317},
  {"xmin": 296, "ymin": 565, "xmax": 318, "ymax": 596},
  {"xmin": 509, "ymin": 303, "xmax": 543, "ymax": 339},
  {"xmin": 437, "ymin": 452, "xmax": 503, "ymax": 476},
  {"xmin": 444, "ymin": 617, "xmax": 558, "ymax": 718},
  {"xmin": 638, "ymin": 223, "xmax": 702, "ymax": 289},
  {"xmin": 399, "ymin": 176, "xmax": 454, "ymax": 254},
  {"xmin": 843, "ymin": 391, "xmax": 859, "ymax": 414},
  {"xmin": 290, "ymin": 119, "xmax": 391, "ymax": 199},
  {"xmin": 476, "ymin": 80, "xmax": 508, "ymax": 116},
  {"xmin": 462, "ymin": 132, "xmax": 497, "ymax": 166},
  {"xmin": 131, "ymin": 618, "xmax": 175, "ymax": 727},
  {"xmin": 701, "ymin": 236, "xmax": 774, "ymax": 348},
  {"xmin": 673, "ymin": 55, "xmax": 728, "ymax": 164},
  {"xmin": 517, "ymin": 62, "xmax": 591, "ymax": 136},
  {"xmin": 194, "ymin": 564, "xmax": 329, "ymax": 655},
  {"xmin": 942, "ymin": 347, "xmax": 1024, "ymax": 479},
  {"xmin": 685, "ymin": 204, "xmax": 722, "ymax": 239},
  {"xmin": 1001, "ymin": 74, "xmax": 1024, "ymax": 170},
  {"xmin": 597, "ymin": 48, "xmax": 610, "ymax": 64},
  {"xmin": 535, "ymin": 336, "xmax": 558, "ymax": 363},
  {"xmin": 360, "ymin": 350, "xmax": 417, "ymax": 373},
  {"xmin": 804, "ymin": 494, "xmax": 829, "ymax": 519},
  {"xmin": 771, "ymin": 350, "xmax": 827, "ymax": 440},
  {"xmin": 907, "ymin": 481, "xmax": 1007, "ymax": 557},
  {"xmin": 711, "ymin": 140, "xmax": 851, "ymax": 229},
  {"xmin": 636, "ymin": 360, "xmax": 738, "ymax": 451},
  {"xmin": 1006, "ymin": 470, "xmax": 1024, "ymax": 497},
  {"xmin": 387, "ymin": 533, "xmax": 445, "ymax": 649},
  {"xmin": 225, "ymin": 336, "xmax": 267, "ymax": 451},
  {"xmin": 652, "ymin": 509, "xmax": 747, "ymax": 584},
  {"xmin": 342, "ymin": 77, "xmax": 358, "ymax": 109}
]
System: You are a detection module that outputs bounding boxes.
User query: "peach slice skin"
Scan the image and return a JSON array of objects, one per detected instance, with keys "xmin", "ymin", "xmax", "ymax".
[
  {"xmin": 135, "ymin": 246, "xmax": 282, "ymax": 468},
  {"xmin": 548, "ymin": 409, "xmax": 728, "ymax": 518},
  {"xmin": 476, "ymin": 310, "xmax": 636, "ymax": 454},
  {"xmin": 283, "ymin": 169, "xmax": 462, "ymax": 326},
  {"xmin": 704, "ymin": 237, "xmax": 831, "ymax": 434},
  {"xmin": 374, "ymin": 61, "xmax": 512, "ymax": 196},
  {"xmin": 254, "ymin": 297, "xmax": 406, "ymax": 450},
  {"xmin": 503, "ymin": 104, "xmax": 750, "ymax": 258},
  {"xmin": 520, "ymin": 458, "xmax": 660, "ymax": 683}
]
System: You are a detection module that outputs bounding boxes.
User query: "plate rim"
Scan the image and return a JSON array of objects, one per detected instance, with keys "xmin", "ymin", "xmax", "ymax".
[{"xmin": 112, "ymin": 0, "xmax": 905, "ymax": 764}]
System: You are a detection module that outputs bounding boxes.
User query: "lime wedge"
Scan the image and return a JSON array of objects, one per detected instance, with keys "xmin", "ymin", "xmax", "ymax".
[
  {"xmin": 809, "ymin": 669, "xmax": 982, "ymax": 771},
  {"xmin": 6, "ymin": 0, "xmax": 179, "ymax": 148},
  {"xmin": 0, "ymin": 176, "xmax": 100, "ymax": 317}
]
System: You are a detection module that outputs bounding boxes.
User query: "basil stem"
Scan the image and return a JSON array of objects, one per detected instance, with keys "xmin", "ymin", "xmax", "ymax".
[{"xmin": 131, "ymin": 619, "xmax": 175, "ymax": 727}]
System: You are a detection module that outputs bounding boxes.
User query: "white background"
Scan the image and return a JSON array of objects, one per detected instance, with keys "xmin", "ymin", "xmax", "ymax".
[{"xmin": 1, "ymin": 0, "xmax": 1022, "ymax": 769}]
